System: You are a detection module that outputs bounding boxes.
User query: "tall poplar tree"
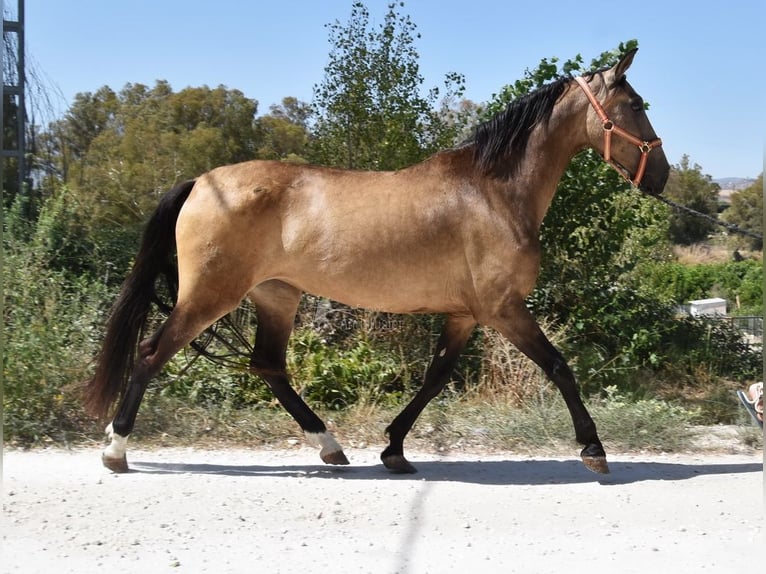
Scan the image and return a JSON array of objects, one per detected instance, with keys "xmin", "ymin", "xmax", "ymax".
[{"xmin": 311, "ymin": 1, "xmax": 465, "ymax": 170}]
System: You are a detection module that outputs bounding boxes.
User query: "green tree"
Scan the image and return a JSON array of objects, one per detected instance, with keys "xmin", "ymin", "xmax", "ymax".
[
  {"xmin": 722, "ymin": 174, "xmax": 763, "ymax": 250},
  {"xmin": 35, "ymin": 81, "xmax": 262, "ymax": 276},
  {"xmin": 310, "ymin": 1, "xmax": 466, "ymax": 170},
  {"xmin": 664, "ymin": 155, "xmax": 720, "ymax": 244},
  {"xmin": 257, "ymin": 97, "xmax": 312, "ymax": 161}
]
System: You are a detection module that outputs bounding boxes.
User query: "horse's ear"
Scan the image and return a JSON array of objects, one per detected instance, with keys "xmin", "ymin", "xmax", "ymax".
[{"xmin": 612, "ymin": 47, "xmax": 638, "ymax": 81}]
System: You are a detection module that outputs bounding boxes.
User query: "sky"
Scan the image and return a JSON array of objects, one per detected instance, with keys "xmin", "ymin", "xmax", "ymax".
[{"xmin": 17, "ymin": 0, "xmax": 766, "ymax": 180}]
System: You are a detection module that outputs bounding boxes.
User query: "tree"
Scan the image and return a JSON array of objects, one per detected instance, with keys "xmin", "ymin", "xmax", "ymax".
[
  {"xmin": 34, "ymin": 81, "xmax": 262, "ymax": 277},
  {"xmin": 663, "ymin": 155, "xmax": 720, "ymax": 244},
  {"xmin": 310, "ymin": 1, "xmax": 466, "ymax": 170},
  {"xmin": 722, "ymin": 174, "xmax": 763, "ymax": 250},
  {"xmin": 257, "ymin": 97, "xmax": 312, "ymax": 161}
]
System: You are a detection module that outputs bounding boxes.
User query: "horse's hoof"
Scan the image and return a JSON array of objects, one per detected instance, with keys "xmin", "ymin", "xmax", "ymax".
[
  {"xmin": 581, "ymin": 455, "xmax": 610, "ymax": 474},
  {"xmin": 382, "ymin": 454, "xmax": 418, "ymax": 474},
  {"xmin": 321, "ymin": 449, "xmax": 350, "ymax": 466},
  {"xmin": 102, "ymin": 453, "xmax": 129, "ymax": 473}
]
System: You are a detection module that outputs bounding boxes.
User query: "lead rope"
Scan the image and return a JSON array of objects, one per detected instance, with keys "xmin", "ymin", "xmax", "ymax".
[{"xmin": 650, "ymin": 194, "xmax": 763, "ymax": 241}]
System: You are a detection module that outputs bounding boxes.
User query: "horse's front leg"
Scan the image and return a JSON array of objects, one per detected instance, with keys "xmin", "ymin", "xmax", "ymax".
[
  {"xmin": 486, "ymin": 299, "xmax": 609, "ymax": 474},
  {"xmin": 382, "ymin": 315, "xmax": 476, "ymax": 473}
]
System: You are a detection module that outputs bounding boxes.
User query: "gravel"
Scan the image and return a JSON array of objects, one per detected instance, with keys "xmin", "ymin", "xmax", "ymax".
[{"xmin": 2, "ymin": 444, "xmax": 762, "ymax": 573}]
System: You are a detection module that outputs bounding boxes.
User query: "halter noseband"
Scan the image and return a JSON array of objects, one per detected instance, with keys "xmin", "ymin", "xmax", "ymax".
[{"xmin": 574, "ymin": 75, "xmax": 662, "ymax": 187}]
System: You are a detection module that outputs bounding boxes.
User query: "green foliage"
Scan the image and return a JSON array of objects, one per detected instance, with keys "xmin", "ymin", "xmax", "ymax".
[
  {"xmin": 482, "ymin": 40, "xmax": 638, "ymax": 117},
  {"xmin": 664, "ymin": 315, "xmax": 761, "ymax": 380},
  {"xmin": 722, "ymin": 174, "xmax": 763, "ymax": 250},
  {"xmin": 589, "ymin": 386, "xmax": 701, "ymax": 451},
  {"xmin": 3, "ymin": 197, "xmax": 109, "ymax": 444},
  {"xmin": 310, "ymin": 1, "xmax": 466, "ymax": 169},
  {"xmin": 635, "ymin": 259, "xmax": 763, "ymax": 315},
  {"xmin": 157, "ymin": 355, "xmax": 270, "ymax": 409},
  {"xmin": 257, "ymin": 97, "xmax": 313, "ymax": 161},
  {"xmin": 288, "ymin": 328, "xmax": 406, "ymax": 410},
  {"xmin": 664, "ymin": 155, "xmax": 721, "ymax": 244},
  {"xmin": 37, "ymin": 81, "xmax": 263, "ymax": 277},
  {"xmin": 28, "ymin": 186, "xmax": 98, "ymax": 276},
  {"xmin": 149, "ymin": 322, "xmax": 413, "ymax": 412}
]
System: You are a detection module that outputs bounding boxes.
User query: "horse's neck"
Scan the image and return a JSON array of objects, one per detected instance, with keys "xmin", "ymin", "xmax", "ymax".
[{"xmin": 503, "ymin": 91, "xmax": 589, "ymax": 227}]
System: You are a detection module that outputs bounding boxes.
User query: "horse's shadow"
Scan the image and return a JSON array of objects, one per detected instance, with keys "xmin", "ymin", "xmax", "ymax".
[{"xmin": 129, "ymin": 456, "xmax": 762, "ymax": 486}]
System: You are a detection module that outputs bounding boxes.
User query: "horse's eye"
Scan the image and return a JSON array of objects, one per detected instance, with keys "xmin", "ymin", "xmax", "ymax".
[{"xmin": 630, "ymin": 98, "xmax": 644, "ymax": 112}]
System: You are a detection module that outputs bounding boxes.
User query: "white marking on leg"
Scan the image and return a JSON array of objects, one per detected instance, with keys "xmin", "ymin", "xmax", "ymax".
[
  {"xmin": 305, "ymin": 431, "xmax": 343, "ymax": 458},
  {"xmin": 103, "ymin": 423, "xmax": 129, "ymax": 460}
]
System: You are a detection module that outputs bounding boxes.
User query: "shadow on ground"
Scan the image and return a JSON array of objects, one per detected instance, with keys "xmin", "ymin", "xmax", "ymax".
[{"xmin": 130, "ymin": 456, "xmax": 762, "ymax": 486}]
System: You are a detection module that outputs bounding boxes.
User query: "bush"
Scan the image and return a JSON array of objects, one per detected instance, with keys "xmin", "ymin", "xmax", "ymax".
[
  {"xmin": 635, "ymin": 260, "xmax": 763, "ymax": 315},
  {"xmin": 288, "ymin": 328, "xmax": 406, "ymax": 409},
  {"xmin": 156, "ymin": 353, "xmax": 271, "ymax": 409},
  {"xmin": 3, "ymin": 200, "xmax": 111, "ymax": 444}
]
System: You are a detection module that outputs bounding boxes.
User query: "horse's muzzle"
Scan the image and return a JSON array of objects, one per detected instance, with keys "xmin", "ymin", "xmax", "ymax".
[
  {"xmin": 639, "ymin": 166, "xmax": 669, "ymax": 195},
  {"xmin": 637, "ymin": 151, "xmax": 670, "ymax": 196}
]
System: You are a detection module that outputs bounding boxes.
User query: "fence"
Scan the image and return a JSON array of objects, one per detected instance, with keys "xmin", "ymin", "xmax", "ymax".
[{"xmin": 725, "ymin": 315, "xmax": 764, "ymax": 348}]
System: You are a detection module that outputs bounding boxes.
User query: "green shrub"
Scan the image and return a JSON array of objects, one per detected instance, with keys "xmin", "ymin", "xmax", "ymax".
[
  {"xmin": 3, "ymin": 206, "xmax": 110, "ymax": 443},
  {"xmin": 288, "ymin": 328, "xmax": 406, "ymax": 409},
  {"xmin": 156, "ymin": 353, "xmax": 271, "ymax": 408},
  {"xmin": 636, "ymin": 260, "xmax": 763, "ymax": 315}
]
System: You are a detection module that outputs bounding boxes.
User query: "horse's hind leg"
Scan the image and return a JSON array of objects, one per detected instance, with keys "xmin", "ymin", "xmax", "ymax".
[
  {"xmin": 249, "ymin": 282, "xmax": 349, "ymax": 466},
  {"xmin": 382, "ymin": 314, "xmax": 476, "ymax": 473},
  {"xmin": 486, "ymin": 299, "xmax": 609, "ymax": 474},
  {"xmin": 103, "ymin": 301, "xmax": 237, "ymax": 472}
]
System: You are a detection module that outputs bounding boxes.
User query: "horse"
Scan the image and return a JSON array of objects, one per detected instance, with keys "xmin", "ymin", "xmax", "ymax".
[{"xmin": 84, "ymin": 48, "xmax": 668, "ymax": 475}]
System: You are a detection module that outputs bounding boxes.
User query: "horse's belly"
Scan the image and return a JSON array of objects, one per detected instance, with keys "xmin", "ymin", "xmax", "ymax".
[{"xmin": 282, "ymin": 258, "xmax": 469, "ymax": 315}]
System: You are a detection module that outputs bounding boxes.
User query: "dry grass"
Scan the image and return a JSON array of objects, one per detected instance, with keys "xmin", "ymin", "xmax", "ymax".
[
  {"xmin": 468, "ymin": 322, "xmax": 565, "ymax": 407},
  {"xmin": 673, "ymin": 241, "xmax": 762, "ymax": 265},
  {"xmin": 114, "ymin": 390, "xmax": 762, "ymax": 457},
  {"xmin": 64, "ymin": 384, "xmax": 761, "ymax": 457},
  {"xmin": 674, "ymin": 243, "xmax": 731, "ymax": 264},
  {"xmin": 61, "ymin": 319, "xmax": 759, "ymax": 456}
]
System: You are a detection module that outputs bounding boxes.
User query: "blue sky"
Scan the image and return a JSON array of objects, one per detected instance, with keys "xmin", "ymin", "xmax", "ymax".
[{"xmin": 24, "ymin": 0, "xmax": 764, "ymax": 179}]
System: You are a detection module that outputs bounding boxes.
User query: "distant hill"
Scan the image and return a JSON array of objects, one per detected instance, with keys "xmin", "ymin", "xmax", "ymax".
[
  {"xmin": 714, "ymin": 177, "xmax": 756, "ymax": 204},
  {"xmin": 714, "ymin": 177, "xmax": 755, "ymax": 191}
]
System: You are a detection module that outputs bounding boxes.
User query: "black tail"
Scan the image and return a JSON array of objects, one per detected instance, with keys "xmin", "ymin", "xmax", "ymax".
[{"xmin": 83, "ymin": 180, "xmax": 196, "ymax": 419}]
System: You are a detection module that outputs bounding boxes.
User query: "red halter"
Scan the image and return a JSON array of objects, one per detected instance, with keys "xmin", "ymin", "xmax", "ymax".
[{"xmin": 574, "ymin": 75, "xmax": 663, "ymax": 187}]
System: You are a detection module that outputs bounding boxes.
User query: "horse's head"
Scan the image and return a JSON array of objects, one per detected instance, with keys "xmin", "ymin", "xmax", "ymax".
[{"xmin": 578, "ymin": 48, "xmax": 669, "ymax": 195}]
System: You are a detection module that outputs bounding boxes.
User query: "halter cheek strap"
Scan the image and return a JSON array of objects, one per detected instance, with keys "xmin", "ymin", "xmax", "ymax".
[{"xmin": 574, "ymin": 76, "xmax": 662, "ymax": 187}]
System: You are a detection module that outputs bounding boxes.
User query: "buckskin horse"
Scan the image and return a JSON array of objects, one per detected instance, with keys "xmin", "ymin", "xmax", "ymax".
[{"xmin": 84, "ymin": 49, "xmax": 669, "ymax": 474}]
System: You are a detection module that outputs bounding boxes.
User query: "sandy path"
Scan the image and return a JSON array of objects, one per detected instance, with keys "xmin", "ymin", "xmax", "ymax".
[{"xmin": 2, "ymin": 446, "xmax": 762, "ymax": 573}]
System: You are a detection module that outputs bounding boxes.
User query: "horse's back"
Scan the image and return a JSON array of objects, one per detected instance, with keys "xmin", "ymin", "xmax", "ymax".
[{"xmin": 174, "ymin": 157, "xmax": 486, "ymax": 313}]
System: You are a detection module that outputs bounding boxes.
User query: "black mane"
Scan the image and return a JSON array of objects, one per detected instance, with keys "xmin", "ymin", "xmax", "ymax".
[{"xmin": 471, "ymin": 76, "xmax": 571, "ymax": 177}]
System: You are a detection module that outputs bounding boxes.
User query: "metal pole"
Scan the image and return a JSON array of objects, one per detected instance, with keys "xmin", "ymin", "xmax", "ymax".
[
  {"xmin": 17, "ymin": 0, "xmax": 25, "ymax": 194},
  {"xmin": 1, "ymin": 0, "xmax": 5, "ymax": 197},
  {"xmin": 2, "ymin": 0, "xmax": 25, "ymax": 197}
]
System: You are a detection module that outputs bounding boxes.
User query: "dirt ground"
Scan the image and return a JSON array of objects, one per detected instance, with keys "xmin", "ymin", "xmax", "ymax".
[{"xmin": 2, "ymin": 441, "xmax": 763, "ymax": 574}]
